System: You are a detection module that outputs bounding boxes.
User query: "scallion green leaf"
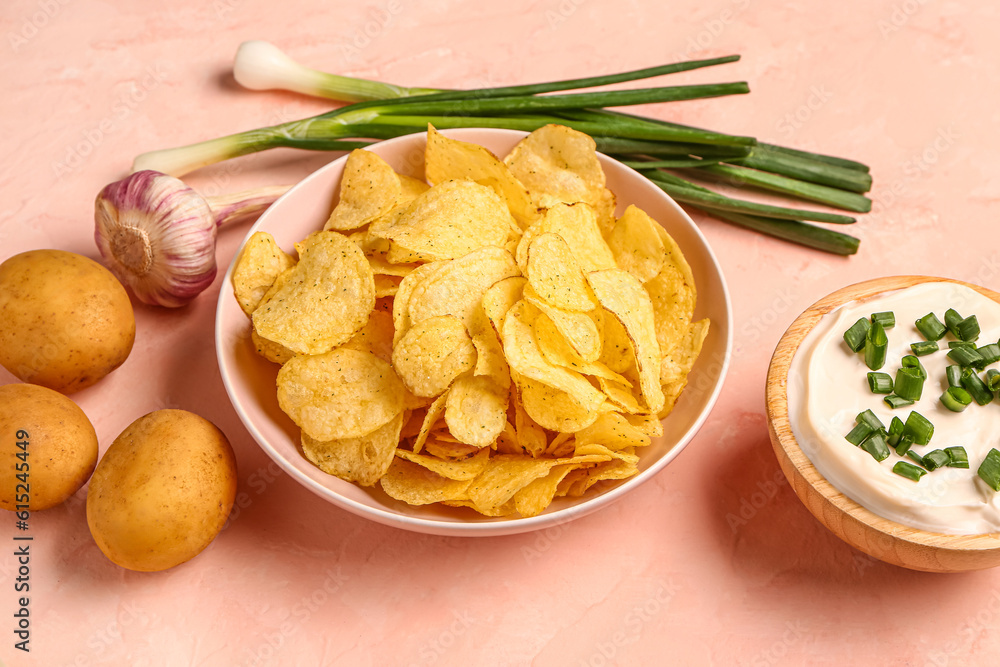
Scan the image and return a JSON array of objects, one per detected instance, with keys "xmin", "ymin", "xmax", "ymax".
[
  {"xmin": 860, "ymin": 431, "xmax": 891, "ymax": 462},
  {"xmin": 867, "ymin": 372, "xmax": 894, "ymax": 394},
  {"xmin": 945, "ymin": 446, "xmax": 970, "ymax": 469},
  {"xmin": 887, "ymin": 416, "xmax": 904, "ymax": 446},
  {"xmin": 856, "ymin": 409, "xmax": 885, "ymax": 431},
  {"xmin": 922, "ymin": 449, "xmax": 951, "ymax": 472},
  {"xmin": 894, "ymin": 434, "xmax": 915, "ymax": 456},
  {"xmin": 865, "ymin": 320, "xmax": 888, "ymax": 371},
  {"xmin": 941, "ymin": 386, "xmax": 973, "ymax": 412},
  {"xmin": 948, "ymin": 346, "xmax": 984, "ymax": 367},
  {"xmin": 883, "ymin": 394, "xmax": 914, "ymax": 409},
  {"xmin": 901, "ymin": 355, "xmax": 927, "ymax": 380},
  {"xmin": 843, "ymin": 318, "xmax": 871, "ymax": 353},
  {"xmin": 946, "ymin": 365, "xmax": 963, "ymax": 388},
  {"xmin": 893, "ymin": 367, "xmax": 925, "ymax": 401},
  {"xmin": 945, "ymin": 309, "xmax": 964, "ymax": 338},
  {"xmin": 845, "ymin": 421, "xmax": 875, "ymax": 446},
  {"xmin": 909, "ymin": 340, "xmax": 939, "ymax": 357},
  {"xmin": 960, "ymin": 367, "xmax": 994, "ymax": 406},
  {"xmin": 986, "ymin": 369, "xmax": 1000, "ymax": 393},
  {"xmin": 975, "ymin": 343, "xmax": 1000, "ymax": 368},
  {"xmin": 902, "ymin": 411, "xmax": 934, "ymax": 446},
  {"xmin": 871, "ymin": 312, "xmax": 895, "ymax": 329},
  {"xmin": 977, "ymin": 448, "xmax": 1000, "ymax": 492},
  {"xmin": 915, "ymin": 313, "xmax": 947, "ymax": 341},
  {"xmin": 906, "ymin": 449, "xmax": 926, "ymax": 467},
  {"xmin": 893, "ymin": 461, "xmax": 927, "ymax": 482},
  {"xmin": 957, "ymin": 315, "xmax": 981, "ymax": 342}
]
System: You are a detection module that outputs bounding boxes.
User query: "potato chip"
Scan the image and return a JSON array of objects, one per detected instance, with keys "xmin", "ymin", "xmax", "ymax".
[
  {"xmin": 513, "ymin": 463, "xmax": 579, "ymax": 518},
  {"xmin": 587, "ymin": 269, "xmax": 664, "ymax": 413},
  {"xmin": 253, "ymin": 231, "xmax": 375, "ymax": 355},
  {"xmin": 395, "ymin": 445, "xmax": 491, "ymax": 481},
  {"xmin": 515, "ymin": 372, "xmax": 609, "ymax": 433},
  {"xmin": 374, "ymin": 274, "xmax": 402, "ymax": 297},
  {"xmin": 398, "ymin": 173, "xmax": 430, "ymax": 203},
  {"xmin": 522, "ymin": 285, "xmax": 601, "ymax": 363},
  {"xmin": 574, "ymin": 412, "xmax": 650, "ymax": 451},
  {"xmin": 407, "ymin": 246, "xmax": 520, "ymax": 330},
  {"xmin": 560, "ymin": 459, "xmax": 638, "ymax": 497},
  {"xmin": 512, "ymin": 394, "xmax": 548, "ymax": 458},
  {"xmin": 400, "ymin": 409, "xmax": 426, "ymax": 441},
  {"xmin": 536, "ymin": 202, "xmax": 616, "ymax": 273},
  {"xmin": 598, "ymin": 308, "xmax": 634, "ymax": 374},
  {"xmin": 482, "ymin": 276, "xmax": 526, "ymax": 336},
  {"xmin": 423, "ymin": 439, "xmax": 482, "ymax": 460},
  {"xmin": 277, "ymin": 348, "xmax": 405, "ymax": 441},
  {"xmin": 425, "ymin": 125, "xmax": 538, "ymax": 229},
  {"xmin": 232, "ymin": 231, "xmax": 296, "ymax": 316},
  {"xmin": 646, "ymin": 270, "xmax": 696, "ymax": 363},
  {"xmin": 443, "ymin": 373, "xmax": 508, "ymax": 447},
  {"xmin": 544, "ymin": 432, "xmax": 576, "ymax": 458},
  {"xmin": 502, "ymin": 300, "xmax": 606, "ymax": 414},
  {"xmin": 301, "ymin": 411, "xmax": 404, "ymax": 486},
  {"xmin": 533, "ymin": 310, "xmax": 629, "ymax": 385},
  {"xmin": 367, "ymin": 251, "xmax": 418, "ymax": 277},
  {"xmin": 526, "ymin": 232, "xmax": 597, "ymax": 312},
  {"xmin": 468, "ymin": 306, "xmax": 512, "ymax": 391},
  {"xmin": 250, "ymin": 326, "xmax": 294, "ymax": 365},
  {"xmin": 340, "ymin": 309, "xmax": 394, "ymax": 364},
  {"xmin": 503, "ymin": 124, "xmax": 617, "ymax": 234},
  {"xmin": 392, "ymin": 260, "xmax": 448, "ymax": 346},
  {"xmin": 607, "ymin": 205, "xmax": 665, "ymax": 284},
  {"xmin": 573, "ymin": 443, "xmax": 641, "ymax": 467},
  {"xmin": 369, "ymin": 180, "xmax": 515, "ymax": 262},
  {"xmin": 412, "ymin": 391, "xmax": 449, "ymax": 454},
  {"xmin": 380, "ymin": 457, "xmax": 473, "ymax": 505},
  {"xmin": 659, "ymin": 318, "xmax": 710, "ymax": 418},
  {"xmin": 598, "ymin": 377, "xmax": 643, "ymax": 414},
  {"xmin": 392, "ymin": 314, "xmax": 477, "ymax": 398},
  {"xmin": 625, "ymin": 412, "xmax": 664, "ymax": 438},
  {"xmin": 467, "ymin": 453, "xmax": 610, "ymax": 513},
  {"xmin": 325, "ymin": 149, "xmax": 402, "ymax": 232}
]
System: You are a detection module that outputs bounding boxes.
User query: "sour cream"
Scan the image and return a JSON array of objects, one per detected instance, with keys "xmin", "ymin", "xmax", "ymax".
[{"xmin": 788, "ymin": 281, "xmax": 1000, "ymax": 535}]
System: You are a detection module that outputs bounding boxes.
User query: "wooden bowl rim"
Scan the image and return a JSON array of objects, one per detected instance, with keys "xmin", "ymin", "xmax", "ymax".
[{"xmin": 767, "ymin": 274, "xmax": 1000, "ymax": 556}]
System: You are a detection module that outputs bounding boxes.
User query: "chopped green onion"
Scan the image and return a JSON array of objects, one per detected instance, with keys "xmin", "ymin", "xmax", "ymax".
[
  {"xmin": 946, "ymin": 365, "xmax": 963, "ymax": 388},
  {"xmin": 856, "ymin": 409, "xmax": 885, "ymax": 431},
  {"xmin": 975, "ymin": 343, "xmax": 1000, "ymax": 368},
  {"xmin": 893, "ymin": 367, "xmax": 925, "ymax": 401},
  {"xmin": 945, "ymin": 309, "xmax": 964, "ymax": 338},
  {"xmin": 901, "ymin": 355, "xmax": 927, "ymax": 379},
  {"xmin": 894, "ymin": 434, "xmax": 915, "ymax": 457},
  {"xmin": 867, "ymin": 372, "xmax": 893, "ymax": 394},
  {"xmin": 977, "ymin": 448, "xmax": 1000, "ymax": 492},
  {"xmin": 887, "ymin": 416, "xmax": 904, "ymax": 446},
  {"xmin": 860, "ymin": 431, "xmax": 891, "ymax": 462},
  {"xmin": 949, "ymin": 341, "xmax": 976, "ymax": 349},
  {"xmin": 893, "ymin": 461, "xmax": 927, "ymax": 482},
  {"xmin": 865, "ymin": 320, "xmax": 888, "ymax": 371},
  {"xmin": 957, "ymin": 315, "xmax": 981, "ymax": 342},
  {"xmin": 945, "ymin": 446, "xmax": 970, "ymax": 469},
  {"xmin": 986, "ymin": 369, "xmax": 1000, "ymax": 393},
  {"xmin": 902, "ymin": 411, "xmax": 934, "ymax": 446},
  {"xmin": 909, "ymin": 341, "xmax": 939, "ymax": 356},
  {"xmin": 960, "ymin": 367, "xmax": 994, "ymax": 406},
  {"xmin": 871, "ymin": 311, "xmax": 895, "ymax": 329},
  {"xmin": 845, "ymin": 421, "xmax": 875, "ymax": 446},
  {"xmin": 905, "ymin": 449, "xmax": 926, "ymax": 467},
  {"xmin": 915, "ymin": 313, "xmax": 947, "ymax": 341},
  {"xmin": 883, "ymin": 394, "xmax": 914, "ymax": 409},
  {"xmin": 921, "ymin": 449, "xmax": 951, "ymax": 472},
  {"xmin": 843, "ymin": 318, "xmax": 871, "ymax": 352},
  {"xmin": 948, "ymin": 346, "xmax": 984, "ymax": 367},
  {"xmin": 940, "ymin": 386, "xmax": 973, "ymax": 412}
]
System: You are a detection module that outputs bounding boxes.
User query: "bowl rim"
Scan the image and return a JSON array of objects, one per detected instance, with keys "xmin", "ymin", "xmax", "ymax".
[
  {"xmin": 215, "ymin": 127, "xmax": 733, "ymax": 537},
  {"xmin": 766, "ymin": 274, "xmax": 1000, "ymax": 570}
]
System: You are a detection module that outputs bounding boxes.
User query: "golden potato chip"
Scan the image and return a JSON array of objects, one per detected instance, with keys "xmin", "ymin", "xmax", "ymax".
[
  {"xmin": 598, "ymin": 377, "xmax": 643, "ymax": 414},
  {"xmin": 232, "ymin": 231, "xmax": 296, "ymax": 316},
  {"xmin": 407, "ymin": 246, "xmax": 520, "ymax": 330},
  {"xmin": 395, "ymin": 446, "xmax": 491, "ymax": 481},
  {"xmin": 250, "ymin": 326, "xmax": 294, "ymax": 365},
  {"xmin": 444, "ymin": 374, "xmax": 508, "ymax": 447},
  {"xmin": 573, "ymin": 443, "xmax": 641, "ymax": 466},
  {"xmin": 574, "ymin": 412, "xmax": 651, "ymax": 451},
  {"xmin": 533, "ymin": 311, "xmax": 629, "ymax": 385},
  {"xmin": 544, "ymin": 432, "xmax": 576, "ymax": 458},
  {"xmin": 369, "ymin": 180, "xmax": 515, "ymax": 262},
  {"xmin": 468, "ymin": 306, "xmax": 512, "ymax": 391},
  {"xmin": 512, "ymin": 395, "xmax": 547, "ymax": 458},
  {"xmin": 502, "ymin": 300, "xmax": 606, "ymax": 414},
  {"xmin": 522, "ymin": 285, "xmax": 601, "ymax": 363},
  {"xmin": 646, "ymin": 271, "xmax": 695, "ymax": 363},
  {"xmin": 392, "ymin": 260, "xmax": 448, "ymax": 346},
  {"xmin": 425, "ymin": 125, "xmax": 538, "ymax": 229},
  {"xmin": 340, "ymin": 309, "xmax": 394, "ymax": 364},
  {"xmin": 482, "ymin": 276, "xmax": 527, "ymax": 336},
  {"xmin": 560, "ymin": 459, "xmax": 638, "ymax": 497},
  {"xmin": 625, "ymin": 412, "xmax": 664, "ymax": 438},
  {"xmin": 659, "ymin": 318, "xmax": 710, "ymax": 418},
  {"xmin": 467, "ymin": 453, "xmax": 611, "ymax": 513},
  {"xmin": 277, "ymin": 348, "xmax": 405, "ymax": 441},
  {"xmin": 301, "ymin": 411, "xmax": 404, "ymax": 486},
  {"xmin": 380, "ymin": 457, "xmax": 473, "ymax": 505},
  {"xmin": 598, "ymin": 308, "xmax": 634, "ymax": 374},
  {"xmin": 423, "ymin": 439, "xmax": 482, "ymax": 460},
  {"xmin": 253, "ymin": 231, "xmax": 375, "ymax": 355},
  {"xmin": 412, "ymin": 391, "xmax": 449, "ymax": 454},
  {"xmin": 392, "ymin": 315, "xmax": 477, "ymax": 398},
  {"xmin": 374, "ymin": 274, "xmax": 402, "ymax": 297},
  {"xmin": 503, "ymin": 124, "xmax": 617, "ymax": 234},
  {"xmin": 515, "ymin": 372, "xmax": 609, "ymax": 433},
  {"xmin": 400, "ymin": 409, "xmax": 426, "ymax": 440},
  {"xmin": 398, "ymin": 173, "xmax": 430, "ymax": 203},
  {"xmin": 325, "ymin": 149, "xmax": 402, "ymax": 232},
  {"xmin": 526, "ymin": 232, "xmax": 597, "ymax": 312},
  {"xmin": 607, "ymin": 205, "xmax": 666, "ymax": 284},
  {"xmin": 536, "ymin": 202, "xmax": 616, "ymax": 273},
  {"xmin": 513, "ymin": 463, "xmax": 579, "ymax": 518},
  {"xmin": 587, "ymin": 269, "xmax": 664, "ymax": 413},
  {"xmin": 367, "ymin": 251, "xmax": 418, "ymax": 277}
]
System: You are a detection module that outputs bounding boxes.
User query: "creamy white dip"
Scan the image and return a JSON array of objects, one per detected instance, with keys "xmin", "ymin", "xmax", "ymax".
[{"xmin": 788, "ymin": 282, "xmax": 1000, "ymax": 535}]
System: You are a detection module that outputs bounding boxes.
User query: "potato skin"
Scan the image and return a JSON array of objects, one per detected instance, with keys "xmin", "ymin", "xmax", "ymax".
[
  {"xmin": 0, "ymin": 383, "xmax": 99, "ymax": 511},
  {"xmin": 0, "ymin": 249, "xmax": 135, "ymax": 394},
  {"xmin": 86, "ymin": 409, "xmax": 238, "ymax": 572}
]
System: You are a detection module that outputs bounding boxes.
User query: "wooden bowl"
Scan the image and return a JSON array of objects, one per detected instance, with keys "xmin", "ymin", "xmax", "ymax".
[{"xmin": 766, "ymin": 275, "xmax": 1000, "ymax": 572}]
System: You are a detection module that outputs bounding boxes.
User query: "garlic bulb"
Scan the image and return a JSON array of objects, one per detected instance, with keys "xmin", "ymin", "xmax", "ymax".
[{"xmin": 94, "ymin": 170, "xmax": 288, "ymax": 308}]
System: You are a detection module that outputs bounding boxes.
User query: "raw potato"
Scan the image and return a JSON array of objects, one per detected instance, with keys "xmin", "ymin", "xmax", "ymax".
[
  {"xmin": 0, "ymin": 383, "xmax": 98, "ymax": 511},
  {"xmin": 0, "ymin": 250, "xmax": 135, "ymax": 394},
  {"xmin": 86, "ymin": 410, "xmax": 237, "ymax": 572}
]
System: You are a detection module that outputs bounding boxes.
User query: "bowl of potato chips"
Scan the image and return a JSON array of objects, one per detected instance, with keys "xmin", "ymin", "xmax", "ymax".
[{"xmin": 216, "ymin": 125, "xmax": 732, "ymax": 536}]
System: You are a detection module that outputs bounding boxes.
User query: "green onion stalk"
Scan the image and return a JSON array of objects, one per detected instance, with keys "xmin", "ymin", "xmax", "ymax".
[{"xmin": 133, "ymin": 40, "xmax": 873, "ymax": 255}]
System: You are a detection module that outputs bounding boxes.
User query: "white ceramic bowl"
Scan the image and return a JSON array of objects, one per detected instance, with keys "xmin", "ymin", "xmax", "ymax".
[{"xmin": 215, "ymin": 128, "xmax": 732, "ymax": 537}]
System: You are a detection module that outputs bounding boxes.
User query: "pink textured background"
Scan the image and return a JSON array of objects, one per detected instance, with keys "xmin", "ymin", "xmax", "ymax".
[{"xmin": 2, "ymin": 1, "xmax": 999, "ymax": 665}]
